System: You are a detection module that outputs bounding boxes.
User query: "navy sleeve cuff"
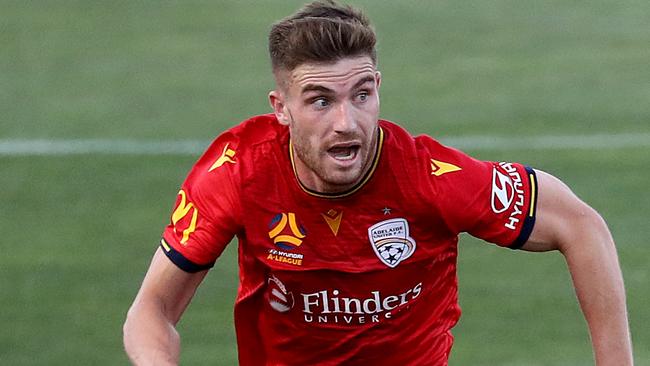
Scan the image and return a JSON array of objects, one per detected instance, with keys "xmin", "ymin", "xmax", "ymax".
[
  {"xmin": 509, "ymin": 166, "xmax": 538, "ymax": 250},
  {"xmin": 159, "ymin": 238, "xmax": 215, "ymax": 273}
]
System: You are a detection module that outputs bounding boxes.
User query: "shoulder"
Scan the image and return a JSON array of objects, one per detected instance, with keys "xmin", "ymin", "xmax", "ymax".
[
  {"xmin": 229, "ymin": 113, "xmax": 287, "ymax": 144},
  {"xmin": 183, "ymin": 114, "xmax": 287, "ymax": 195},
  {"xmin": 378, "ymin": 119, "xmax": 496, "ymax": 202},
  {"xmin": 211, "ymin": 113, "xmax": 287, "ymax": 153},
  {"xmin": 172, "ymin": 114, "xmax": 287, "ymax": 225},
  {"xmin": 378, "ymin": 119, "xmax": 472, "ymax": 175},
  {"xmin": 191, "ymin": 114, "xmax": 286, "ymax": 173}
]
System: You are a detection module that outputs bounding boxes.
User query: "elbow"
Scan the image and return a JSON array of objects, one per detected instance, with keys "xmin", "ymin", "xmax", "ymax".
[
  {"xmin": 123, "ymin": 305, "xmax": 134, "ymax": 341},
  {"xmin": 123, "ymin": 301, "xmax": 147, "ymax": 361},
  {"xmin": 557, "ymin": 203, "xmax": 614, "ymax": 255},
  {"xmin": 123, "ymin": 305, "xmax": 136, "ymax": 356}
]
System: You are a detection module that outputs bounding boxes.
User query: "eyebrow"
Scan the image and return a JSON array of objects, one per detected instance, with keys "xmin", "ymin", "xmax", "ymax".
[
  {"xmin": 300, "ymin": 75, "xmax": 376, "ymax": 95},
  {"xmin": 352, "ymin": 75, "xmax": 376, "ymax": 90},
  {"xmin": 301, "ymin": 84, "xmax": 334, "ymax": 95}
]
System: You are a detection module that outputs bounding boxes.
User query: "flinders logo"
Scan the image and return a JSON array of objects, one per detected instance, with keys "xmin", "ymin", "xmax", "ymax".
[
  {"xmin": 368, "ymin": 218, "xmax": 416, "ymax": 268},
  {"xmin": 267, "ymin": 213, "xmax": 306, "ymax": 266}
]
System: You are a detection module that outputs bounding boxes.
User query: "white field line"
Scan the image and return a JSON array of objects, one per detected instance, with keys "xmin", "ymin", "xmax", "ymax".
[
  {"xmin": 0, "ymin": 133, "xmax": 649, "ymax": 156},
  {"xmin": 0, "ymin": 139, "xmax": 206, "ymax": 156}
]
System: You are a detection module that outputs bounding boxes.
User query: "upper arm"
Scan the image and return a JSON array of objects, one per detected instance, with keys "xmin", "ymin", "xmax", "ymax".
[
  {"xmin": 130, "ymin": 247, "xmax": 209, "ymax": 324},
  {"xmin": 418, "ymin": 138, "xmax": 537, "ymax": 248},
  {"xmin": 521, "ymin": 169, "xmax": 608, "ymax": 253},
  {"xmin": 160, "ymin": 133, "xmax": 243, "ymax": 271}
]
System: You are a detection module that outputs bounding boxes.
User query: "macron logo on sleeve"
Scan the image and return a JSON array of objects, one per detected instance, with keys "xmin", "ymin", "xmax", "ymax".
[
  {"xmin": 430, "ymin": 159, "xmax": 462, "ymax": 177},
  {"xmin": 209, "ymin": 143, "xmax": 236, "ymax": 172}
]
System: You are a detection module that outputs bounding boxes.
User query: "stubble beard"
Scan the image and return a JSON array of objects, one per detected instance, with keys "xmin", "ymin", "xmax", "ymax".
[{"xmin": 291, "ymin": 128, "xmax": 377, "ymax": 193}]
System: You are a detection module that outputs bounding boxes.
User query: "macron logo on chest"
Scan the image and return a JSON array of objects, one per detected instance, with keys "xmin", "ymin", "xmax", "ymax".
[{"xmin": 321, "ymin": 209, "xmax": 343, "ymax": 236}]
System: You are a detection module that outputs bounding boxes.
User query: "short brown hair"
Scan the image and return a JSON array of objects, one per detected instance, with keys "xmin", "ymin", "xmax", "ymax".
[{"xmin": 269, "ymin": 0, "xmax": 377, "ymax": 73}]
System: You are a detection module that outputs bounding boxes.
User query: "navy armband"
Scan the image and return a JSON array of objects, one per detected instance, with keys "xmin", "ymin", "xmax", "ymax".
[
  {"xmin": 509, "ymin": 166, "xmax": 538, "ymax": 249},
  {"xmin": 159, "ymin": 238, "xmax": 215, "ymax": 273}
]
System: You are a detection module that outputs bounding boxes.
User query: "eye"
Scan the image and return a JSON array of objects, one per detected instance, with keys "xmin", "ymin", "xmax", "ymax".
[
  {"xmin": 312, "ymin": 97, "xmax": 329, "ymax": 109},
  {"xmin": 356, "ymin": 91, "xmax": 369, "ymax": 103}
]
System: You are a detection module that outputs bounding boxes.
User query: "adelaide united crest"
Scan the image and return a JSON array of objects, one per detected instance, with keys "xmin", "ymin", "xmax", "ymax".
[{"xmin": 368, "ymin": 218, "xmax": 416, "ymax": 268}]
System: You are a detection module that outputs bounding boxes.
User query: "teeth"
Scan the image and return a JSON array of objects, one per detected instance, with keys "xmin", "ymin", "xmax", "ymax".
[
  {"xmin": 330, "ymin": 147, "xmax": 356, "ymax": 160},
  {"xmin": 334, "ymin": 149, "xmax": 351, "ymax": 158}
]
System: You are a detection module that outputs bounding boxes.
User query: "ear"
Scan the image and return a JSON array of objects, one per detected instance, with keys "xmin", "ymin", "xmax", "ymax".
[
  {"xmin": 375, "ymin": 71, "xmax": 382, "ymax": 89},
  {"xmin": 269, "ymin": 90, "xmax": 290, "ymax": 126}
]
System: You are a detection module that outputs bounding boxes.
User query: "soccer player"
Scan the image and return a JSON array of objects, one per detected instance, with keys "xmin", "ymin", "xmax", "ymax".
[{"xmin": 123, "ymin": 1, "xmax": 633, "ymax": 365}]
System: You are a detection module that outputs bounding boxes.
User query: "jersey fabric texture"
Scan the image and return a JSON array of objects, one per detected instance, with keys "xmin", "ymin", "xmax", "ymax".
[{"xmin": 160, "ymin": 114, "xmax": 538, "ymax": 365}]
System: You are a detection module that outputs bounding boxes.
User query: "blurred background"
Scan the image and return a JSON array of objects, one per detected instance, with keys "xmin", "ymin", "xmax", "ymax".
[{"xmin": 1, "ymin": 1, "xmax": 648, "ymax": 364}]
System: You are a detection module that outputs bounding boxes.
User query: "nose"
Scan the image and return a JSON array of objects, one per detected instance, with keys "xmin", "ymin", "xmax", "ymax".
[{"xmin": 332, "ymin": 101, "xmax": 357, "ymax": 133}]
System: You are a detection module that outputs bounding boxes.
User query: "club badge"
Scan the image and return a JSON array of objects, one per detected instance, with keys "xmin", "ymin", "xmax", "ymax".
[{"xmin": 368, "ymin": 218, "xmax": 416, "ymax": 268}]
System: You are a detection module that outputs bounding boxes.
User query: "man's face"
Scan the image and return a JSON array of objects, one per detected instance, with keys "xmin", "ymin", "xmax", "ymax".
[{"xmin": 270, "ymin": 56, "xmax": 381, "ymax": 193}]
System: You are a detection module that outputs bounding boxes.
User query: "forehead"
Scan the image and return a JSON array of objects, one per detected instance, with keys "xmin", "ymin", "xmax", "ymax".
[{"xmin": 286, "ymin": 56, "xmax": 376, "ymax": 93}]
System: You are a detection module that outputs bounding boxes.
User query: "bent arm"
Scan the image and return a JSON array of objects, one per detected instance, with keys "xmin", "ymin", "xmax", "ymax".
[
  {"xmin": 123, "ymin": 247, "xmax": 208, "ymax": 366},
  {"xmin": 521, "ymin": 170, "xmax": 633, "ymax": 365}
]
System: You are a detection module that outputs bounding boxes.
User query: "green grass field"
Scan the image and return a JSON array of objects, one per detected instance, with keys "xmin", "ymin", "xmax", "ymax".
[{"xmin": 2, "ymin": 1, "xmax": 649, "ymax": 364}]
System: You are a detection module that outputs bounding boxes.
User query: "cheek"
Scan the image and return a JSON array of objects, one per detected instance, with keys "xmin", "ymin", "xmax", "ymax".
[
  {"xmin": 290, "ymin": 117, "xmax": 321, "ymax": 146},
  {"xmin": 358, "ymin": 104, "xmax": 380, "ymax": 130},
  {"xmin": 297, "ymin": 111, "xmax": 330, "ymax": 136},
  {"xmin": 369, "ymin": 96, "xmax": 380, "ymax": 113},
  {"xmin": 357, "ymin": 96, "xmax": 379, "ymax": 116}
]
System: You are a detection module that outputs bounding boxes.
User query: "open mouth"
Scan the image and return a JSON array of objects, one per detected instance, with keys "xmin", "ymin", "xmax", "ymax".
[{"xmin": 327, "ymin": 144, "xmax": 360, "ymax": 161}]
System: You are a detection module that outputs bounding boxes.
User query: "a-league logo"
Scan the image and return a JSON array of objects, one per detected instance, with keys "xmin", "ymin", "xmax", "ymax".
[
  {"xmin": 367, "ymin": 218, "xmax": 416, "ymax": 268},
  {"xmin": 268, "ymin": 212, "xmax": 307, "ymax": 250}
]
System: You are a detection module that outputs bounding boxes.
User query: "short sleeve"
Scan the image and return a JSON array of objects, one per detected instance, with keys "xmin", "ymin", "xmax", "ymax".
[
  {"xmin": 418, "ymin": 138, "xmax": 538, "ymax": 248},
  {"xmin": 160, "ymin": 132, "xmax": 243, "ymax": 272}
]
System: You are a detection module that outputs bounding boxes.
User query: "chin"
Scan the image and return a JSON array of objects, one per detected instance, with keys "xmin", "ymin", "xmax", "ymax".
[{"xmin": 326, "ymin": 169, "xmax": 363, "ymax": 188}]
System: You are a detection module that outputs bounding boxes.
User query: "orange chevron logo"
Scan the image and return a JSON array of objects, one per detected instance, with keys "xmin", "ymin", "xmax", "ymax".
[
  {"xmin": 209, "ymin": 143, "xmax": 236, "ymax": 172},
  {"xmin": 430, "ymin": 159, "xmax": 461, "ymax": 177},
  {"xmin": 322, "ymin": 209, "xmax": 343, "ymax": 236}
]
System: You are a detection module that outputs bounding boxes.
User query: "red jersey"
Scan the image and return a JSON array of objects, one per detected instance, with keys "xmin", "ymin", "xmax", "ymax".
[{"xmin": 161, "ymin": 114, "xmax": 537, "ymax": 365}]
